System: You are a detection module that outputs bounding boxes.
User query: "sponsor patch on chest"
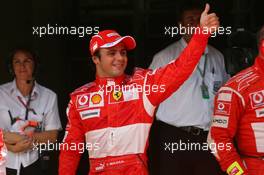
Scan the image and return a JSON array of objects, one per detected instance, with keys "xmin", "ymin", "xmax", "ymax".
[
  {"xmin": 89, "ymin": 92, "xmax": 104, "ymax": 107},
  {"xmin": 76, "ymin": 93, "xmax": 90, "ymax": 109},
  {"xmin": 215, "ymin": 102, "xmax": 231, "ymax": 115},
  {"xmin": 109, "ymin": 88, "xmax": 139, "ymax": 104},
  {"xmin": 212, "ymin": 115, "xmax": 229, "ymax": 128},
  {"xmin": 217, "ymin": 91, "xmax": 232, "ymax": 102},
  {"xmin": 79, "ymin": 109, "xmax": 100, "ymax": 120},
  {"xmin": 255, "ymin": 108, "xmax": 264, "ymax": 118},
  {"xmin": 250, "ymin": 90, "xmax": 264, "ymax": 109},
  {"xmin": 76, "ymin": 91, "xmax": 104, "ymax": 109}
]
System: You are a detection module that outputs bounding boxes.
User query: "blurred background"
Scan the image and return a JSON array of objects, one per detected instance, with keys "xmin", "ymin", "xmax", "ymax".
[{"xmin": 0, "ymin": 0, "xmax": 264, "ymax": 174}]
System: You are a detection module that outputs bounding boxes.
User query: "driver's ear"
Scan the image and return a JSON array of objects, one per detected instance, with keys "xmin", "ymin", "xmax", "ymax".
[{"xmin": 92, "ymin": 56, "xmax": 100, "ymax": 65}]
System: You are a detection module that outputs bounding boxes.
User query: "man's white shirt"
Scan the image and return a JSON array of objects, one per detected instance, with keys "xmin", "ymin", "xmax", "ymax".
[{"xmin": 149, "ymin": 38, "xmax": 229, "ymax": 130}]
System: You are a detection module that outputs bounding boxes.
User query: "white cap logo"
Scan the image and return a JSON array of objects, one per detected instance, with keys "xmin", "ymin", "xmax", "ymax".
[
  {"xmin": 107, "ymin": 32, "xmax": 119, "ymax": 37},
  {"xmin": 93, "ymin": 42, "xmax": 98, "ymax": 52}
]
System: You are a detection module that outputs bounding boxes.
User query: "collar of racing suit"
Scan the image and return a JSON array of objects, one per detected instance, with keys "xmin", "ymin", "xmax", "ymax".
[
  {"xmin": 95, "ymin": 74, "xmax": 126, "ymax": 86},
  {"xmin": 255, "ymin": 56, "xmax": 264, "ymax": 76}
]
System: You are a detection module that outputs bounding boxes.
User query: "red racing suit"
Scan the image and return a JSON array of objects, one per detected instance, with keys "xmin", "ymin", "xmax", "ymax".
[
  {"xmin": 208, "ymin": 57, "xmax": 264, "ymax": 175},
  {"xmin": 0, "ymin": 130, "xmax": 6, "ymax": 175},
  {"xmin": 59, "ymin": 32, "xmax": 210, "ymax": 175}
]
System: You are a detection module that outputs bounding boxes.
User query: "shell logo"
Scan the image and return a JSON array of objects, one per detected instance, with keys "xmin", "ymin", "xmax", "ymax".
[{"xmin": 91, "ymin": 94, "xmax": 102, "ymax": 104}]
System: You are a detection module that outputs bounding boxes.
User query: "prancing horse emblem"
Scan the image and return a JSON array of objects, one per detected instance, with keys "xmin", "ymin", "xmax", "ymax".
[{"xmin": 113, "ymin": 91, "xmax": 122, "ymax": 101}]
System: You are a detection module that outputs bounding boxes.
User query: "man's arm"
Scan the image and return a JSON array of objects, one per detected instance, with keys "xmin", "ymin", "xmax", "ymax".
[
  {"xmin": 31, "ymin": 130, "xmax": 58, "ymax": 144},
  {"xmin": 208, "ymin": 87, "xmax": 248, "ymax": 175},
  {"xmin": 5, "ymin": 139, "xmax": 33, "ymax": 153},
  {"xmin": 3, "ymin": 131, "xmax": 26, "ymax": 144},
  {"xmin": 59, "ymin": 99, "xmax": 85, "ymax": 175},
  {"xmin": 146, "ymin": 4, "xmax": 219, "ymax": 106},
  {"xmin": 4, "ymin": 131, "xmax": 58, "ymax": 153}
]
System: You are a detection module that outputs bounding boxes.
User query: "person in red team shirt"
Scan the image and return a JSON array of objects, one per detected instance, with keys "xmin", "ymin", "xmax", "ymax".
[
  {"xmin": 59, "ymin": 4, "xmax": 220, "ymax": 175},
  {"xmin": 208, "ymin": 25, "xmax": 264, "ymax": 175}
]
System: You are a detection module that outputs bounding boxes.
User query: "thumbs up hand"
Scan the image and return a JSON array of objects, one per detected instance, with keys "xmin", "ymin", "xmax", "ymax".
[{"xmin": 200, "ymin": 3, "xmax": 219, "ymax": 33}]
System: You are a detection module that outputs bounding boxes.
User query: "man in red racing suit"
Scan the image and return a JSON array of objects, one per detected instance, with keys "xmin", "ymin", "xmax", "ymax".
[
  {"xmin": 59, "ymin": 4, "xmax": 219, "ymax": 175},
  {"xmin": 208, "ymin": 26, "xmax": 264, "ymax": 175}
]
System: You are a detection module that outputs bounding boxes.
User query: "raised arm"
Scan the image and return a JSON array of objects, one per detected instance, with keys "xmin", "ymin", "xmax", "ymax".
[{"xmin": 146, "ymin": 4, "xmax": 220, "ymax": 106}]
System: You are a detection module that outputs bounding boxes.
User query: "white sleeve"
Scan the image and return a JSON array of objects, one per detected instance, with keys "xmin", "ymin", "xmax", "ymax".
[
  {"xmin": 149, "ymin": 52, "xmax": 170, "ymax": 70},
  {"xmin": 149, "ymin": 42, "xmax": 182, "ymax": 70},
  {"xmin": 149, "ymin": 54, "xmax": 161, "ymax": 69},
  {"xmin": 0, "ymin": 92, "xmax": 11, "ymax": 130},
  {"xmin": 44, "ymin": 94, "xmax": 62, "ymax": 131},
  {"xmin": 0, "ymin": 108, "xmax": 10, "ymax": 130}
]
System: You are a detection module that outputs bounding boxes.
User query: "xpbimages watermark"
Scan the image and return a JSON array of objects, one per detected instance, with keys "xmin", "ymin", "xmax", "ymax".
[
  {"xmin": 32, "ymin": 140, "xmax": 100, "ymax": 154},
  {"xmin": 98, "ymin": 84, "xmax": 166, "ymax": 96},
  {"xmin": 164, "ymin": 24, "xmax": 232, "ymax": 37},
  {"xmin": 164, "ymin": 140, "xmax": 231, "ymax": 154},
  {"xmin": 32, "ymin": 24, "xmax": 99, "ymax": 37}
]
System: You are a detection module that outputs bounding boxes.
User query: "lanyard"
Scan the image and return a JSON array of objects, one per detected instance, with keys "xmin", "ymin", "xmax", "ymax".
[
  {"xmin": 197, "ymin": 54, "xmax": 210, "ymax": 99},
  {"xmin": 9, "ymin": 94, "xmax": 37, "ymax": 125},
  {"xmin": 16, "ymin": 85, "xmax": 36, "ymax": 120},
  {"xmin": 197, "ymin": 54, "xmax": 208, "ymax": 81},
  {"xmin": 17, "ymin": 96, "xmax": 37, "ymax": 116}
]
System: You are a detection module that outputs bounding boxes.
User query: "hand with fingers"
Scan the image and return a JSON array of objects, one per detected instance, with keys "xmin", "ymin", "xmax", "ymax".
[
  {"xmin": 10, "ymin": 138, "xmax": 34, "ymax": 153},
  {"xmin": 200, "ymin": 3, "xmax": 220, "ymax": 34},
  {"xmin": 3, "ymin": 131, "xmax": 27, "ymax": 144}
]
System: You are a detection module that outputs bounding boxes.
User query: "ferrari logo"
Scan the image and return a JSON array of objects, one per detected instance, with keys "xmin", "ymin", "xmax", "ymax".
[{"xmin": 113, "ymin": 91, "xmax": 122, "ymax": 101}]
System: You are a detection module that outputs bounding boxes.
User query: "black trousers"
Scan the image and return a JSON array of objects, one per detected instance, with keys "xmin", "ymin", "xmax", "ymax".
[
  {"xmin": 148, "ymin": 120, "xmax": 227, "ymax": 175},
  {"xmin": 6, "ymin": 159, "xmax": 44, "ymax": 175}
]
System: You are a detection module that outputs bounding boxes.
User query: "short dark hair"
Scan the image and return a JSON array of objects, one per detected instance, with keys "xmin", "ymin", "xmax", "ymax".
[
  {"xmin": 178, "ymin": 1, "xmax": 203, "ymax": 21},
  {"xmin": 7, "ymin": 47, "xmax": 38, "ymax": 76}
]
